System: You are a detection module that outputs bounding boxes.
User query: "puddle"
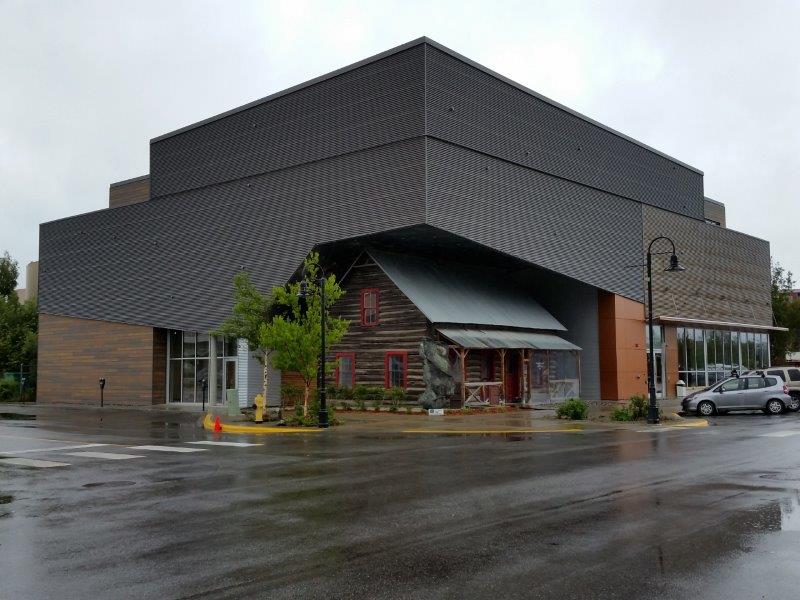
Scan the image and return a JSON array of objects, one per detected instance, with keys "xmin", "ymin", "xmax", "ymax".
[
  {"xmin": 0, "ymin": 494, "xmax": 12, "ymax": 504},
  {"xmin": 82, "ymin": 481, "xmax": 136, "ymax": 489},
  {"xmin": 0, "ymin": 413, "xmax": 36, "ymax": 420}
]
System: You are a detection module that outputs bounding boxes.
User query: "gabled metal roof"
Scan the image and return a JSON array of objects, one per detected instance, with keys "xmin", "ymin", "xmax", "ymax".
[
  {"xmin": 438, "ymin": 327, "xmax": 580, "ymax": 351},
  {"xmin": 368, "ymin": 249, "xmax": 566, "ymax": 331}
]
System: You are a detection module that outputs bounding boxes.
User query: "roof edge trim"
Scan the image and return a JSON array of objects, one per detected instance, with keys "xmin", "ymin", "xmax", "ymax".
[{"xmin": 658, "ymin": 316, "xmax": 787, "ymax": 332}]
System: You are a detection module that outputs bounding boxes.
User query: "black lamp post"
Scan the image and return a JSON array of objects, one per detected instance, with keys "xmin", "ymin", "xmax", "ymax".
[
  {"xmin": 645, "ymin": 237, "xmax": 685, "ymax": 424},
  {"xmin": 297, "ymin": 265, "xmax": 329, "ymax": 429},
  {"xmin": 201, "ymin": 377, "xmax": 208, "ymax": 412}
]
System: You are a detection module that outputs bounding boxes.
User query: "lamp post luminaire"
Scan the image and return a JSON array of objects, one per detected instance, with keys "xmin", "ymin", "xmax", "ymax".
[
  {"xmin": 297, "ymin": 264, "xmax": 329, "ymax": 429},
  {"xmin": 645, "ymin": 236, "xmax": 686, "ymax": 424}
]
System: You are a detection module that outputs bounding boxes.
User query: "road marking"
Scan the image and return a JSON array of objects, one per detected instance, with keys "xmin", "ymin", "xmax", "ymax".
[
  {"xmin": 0, "ymin": 457, "xmax": 70, "ymax": 468},
  {"xmin": 131, "ymin": 445, "xmax": 207, "ymax": 453},
  {"xmin": 760, "ymin": 431, "xmax": 800, "ymax": 438},
  {"xmin": 64, "ymin": 451, "xmax": 144, "ymax": 460},
  {"xmin": 401, "ymin": 428, "xmax": 584, "ymax": 435},
  {"xmin": 0, "ymin": 443, "xmax": 108, "ymax": 455},
  {"xmin": 186, "ymin": 441, "xmax": 263, "ymax": 447}
]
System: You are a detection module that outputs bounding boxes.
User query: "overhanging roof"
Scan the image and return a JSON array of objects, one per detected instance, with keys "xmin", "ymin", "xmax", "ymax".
[
  {"xmin": 369, "ymin": 249, "xmax": 566, "ymax": 331},
  {"xmin": 658, "ymin": 316, "xmax": 788, "ymax": 332},
  {"xmin": 438, "ymin": 327, "xmax": 581, "ymax": 351}
]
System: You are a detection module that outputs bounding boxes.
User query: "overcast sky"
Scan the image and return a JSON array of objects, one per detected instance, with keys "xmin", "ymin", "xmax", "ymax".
[{"xmin": 2, "ymin": 0, "xmax": 798, "ymax": 288}]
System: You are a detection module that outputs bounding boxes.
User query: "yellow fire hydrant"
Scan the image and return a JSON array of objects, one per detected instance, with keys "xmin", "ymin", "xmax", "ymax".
[{"xmin": 253, "ymin": 394, "xmax": 265, "ymax": 423}]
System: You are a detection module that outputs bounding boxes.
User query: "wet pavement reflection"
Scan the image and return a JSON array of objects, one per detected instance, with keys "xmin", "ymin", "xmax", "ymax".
[{"xmin": 1, "ymin": 404, "xmax": 800, "ymax": 598}]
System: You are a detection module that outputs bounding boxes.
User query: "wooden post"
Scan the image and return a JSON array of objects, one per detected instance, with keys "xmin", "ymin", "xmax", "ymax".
[
  {"xmin": 458, "ymin": 348, "xmax": 469, "ymax": 403},
  {"xmin": 499, "ymin": 349, "xmax": 506, "ymax": 400},
  {"xmin": 522, "ymin": 349, "xmax": 529, "ymax": 404}
]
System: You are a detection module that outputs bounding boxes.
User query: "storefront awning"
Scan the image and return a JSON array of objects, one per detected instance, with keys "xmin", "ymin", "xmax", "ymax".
[{"xmin": 437, "ymin": 327, "xmax": 581, "ymax": 351}]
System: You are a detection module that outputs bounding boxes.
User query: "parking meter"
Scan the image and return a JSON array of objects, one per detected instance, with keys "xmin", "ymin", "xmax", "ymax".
[{"xmin": 99, "ymin": 377, "xmax": 106, "ymax": 407}]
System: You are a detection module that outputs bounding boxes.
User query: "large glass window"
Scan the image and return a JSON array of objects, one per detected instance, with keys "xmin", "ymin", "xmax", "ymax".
[
  {"xmin": 677, "ymin": 327, "xmax": 770, "ymax": 388},
  {"xmin": 167, "ymin": 331, "xmax": 239, "ymax": 402}
]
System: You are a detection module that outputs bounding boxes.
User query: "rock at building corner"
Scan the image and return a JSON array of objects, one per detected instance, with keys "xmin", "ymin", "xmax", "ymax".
[{"xmin": 419, "ymin": 339, "xmax": 456, "ymax": 409}]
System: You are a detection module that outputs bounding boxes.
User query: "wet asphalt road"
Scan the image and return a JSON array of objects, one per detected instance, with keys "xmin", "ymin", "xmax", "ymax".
[{"xmin": 2, "ymin": 406, "xmax": 800, "ymax": 599}]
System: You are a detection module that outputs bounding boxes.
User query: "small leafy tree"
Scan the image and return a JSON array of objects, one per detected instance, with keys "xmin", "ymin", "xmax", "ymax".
[
  {"xmin": 771, "ymin": 260, "xmax": 800, "ymax": 363},
  {"xmin": 259, "ymin": 252, "xmax": 348, "ymax": 416},
  {"xmin": 215, "ymin": 270, "xmax": 274, "ymax": 409}
]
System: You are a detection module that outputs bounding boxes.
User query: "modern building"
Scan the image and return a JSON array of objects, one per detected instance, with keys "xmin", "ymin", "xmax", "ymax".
[
  {"xmin": 37, "ymin": 37, "xmax": 779, "ymax": 408},
  {"xmin": 13, "ymin": 260, "xmax": 39, "ymax": 303}
]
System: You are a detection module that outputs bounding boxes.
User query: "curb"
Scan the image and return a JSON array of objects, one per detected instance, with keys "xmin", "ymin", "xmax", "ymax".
[{"xmin": 202, "ymin": 414, "xmax": 324, "ymax": 434}]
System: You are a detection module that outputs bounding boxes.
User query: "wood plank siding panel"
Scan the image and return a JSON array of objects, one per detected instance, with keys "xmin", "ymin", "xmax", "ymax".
[
  {"xmin": 37, "ymin": 313, "xmax": 164, "ymax": 406},
  {"xmin": 329, "ymin": 262, "xmax": 429, "ymax": 398},
  {"xmin": 109, "ymin": 176, "xmax": 150, "ymax": 208}
]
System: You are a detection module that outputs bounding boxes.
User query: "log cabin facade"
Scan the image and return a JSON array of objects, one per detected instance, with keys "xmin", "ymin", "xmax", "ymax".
[{"xmin": 327, "ymin": 250, "xmax": 582, "ymax": 407}]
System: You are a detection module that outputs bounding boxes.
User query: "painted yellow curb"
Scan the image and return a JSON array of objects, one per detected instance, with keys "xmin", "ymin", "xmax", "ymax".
[
  {"xmin": 202, "ymin": 414, "xmax": 323, "ymax": 434},
  {"xmin": 401, "ymin": 428, "xmax": 584, "ymax": 435},
  {"xmin": 668, "ymin": 417, "xmax": 709, "ymax": 428}
]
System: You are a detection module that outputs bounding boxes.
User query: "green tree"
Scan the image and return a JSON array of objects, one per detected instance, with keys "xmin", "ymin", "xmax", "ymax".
[
  {"xmin": 215, "ymin": 270, "xmax": 274, "ymax": 409},
  {"xmin": 0, "ymin": 251, "xmax": 37, "ymax": 400},
  {"xmin": 0, "ymin": 251, "xmax": 19, "ymax": 298},
  {"xmin": 259, "ymin": 252, "xmax": 348, "ymax": 416},
  {"xmin": 770, "ymin": 260, "xmax": 800, "ymax": 364}
]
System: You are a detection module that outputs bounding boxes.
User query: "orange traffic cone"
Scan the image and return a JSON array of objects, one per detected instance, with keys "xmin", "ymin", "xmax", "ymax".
[{"xmin": 214, "ymin": 416, "xmax": 222, "ymax": 433}]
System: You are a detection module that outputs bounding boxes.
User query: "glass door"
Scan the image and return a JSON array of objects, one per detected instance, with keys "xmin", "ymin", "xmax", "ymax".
[
  {"xmin": 223, "ymin": 359, "xmax": 237, "ymax": 403},
  {"xmin": 654, "ymin": 351, "xmax": 664, "ymax": 399}
]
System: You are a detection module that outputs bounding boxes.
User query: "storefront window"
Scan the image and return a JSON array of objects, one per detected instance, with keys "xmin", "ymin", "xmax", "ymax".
[{"xmin": 677, "ymin": 327, "xmax": 770, "ymax": 388}]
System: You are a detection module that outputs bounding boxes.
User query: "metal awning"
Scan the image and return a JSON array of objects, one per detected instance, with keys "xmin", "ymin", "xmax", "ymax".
[
  {"xmin": 658, "ymin": 316, "xmax": 788, "ymax": 332},
  {"xmin": 437, "ymin": 327, "xmax": 581, "ymax": 351}
]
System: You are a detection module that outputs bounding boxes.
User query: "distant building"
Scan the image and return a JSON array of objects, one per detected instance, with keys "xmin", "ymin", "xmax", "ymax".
[
  {"xmin": 36, "ymin": 37, "xmax": 779, "ymax": 407},
  {"xmin": 13, "ymin": 261, "xmax": 38, "ymax": 303},
  {"xmin": 790, "ymin": 289, "xmax": 800, "ymax": 301}
]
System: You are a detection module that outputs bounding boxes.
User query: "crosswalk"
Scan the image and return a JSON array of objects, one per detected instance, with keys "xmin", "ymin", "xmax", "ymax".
[{"xmin": 0, "ymin": 438, "xmax": 264, "ymax": 469}]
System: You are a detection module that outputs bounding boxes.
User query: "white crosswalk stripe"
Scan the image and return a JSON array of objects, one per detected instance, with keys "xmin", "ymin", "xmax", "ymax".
[
  {"xmin": 0, "ymin": 443, "xmax": 108, "ymax": 455},
  {"xmin": 131, "ymin": 445, "xmax": 207, "ymax": 453},
  {"xmin": 0, "ymin": 457, "xmax": 70, "ymax": 468},
  {"xmin": 760, "ymin": 431, "xmax": 800, "ymax": 438},
  {"xmin": 64, "ymin": 451, "xmax": 144, "ymax": 460},
  {"xmin": 186, "ymin": 441, "xmax": 263, "ymax": 447}
]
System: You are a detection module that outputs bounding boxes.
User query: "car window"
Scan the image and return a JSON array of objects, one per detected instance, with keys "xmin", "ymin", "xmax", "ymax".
[
  {"xmin": 767, "ymin": 370, "xmax": 785, "ymax": 380},
  {"xmin": 789, "ymin": 369, "xmax": 800, "ymax": 382},
  {"xmin": 765, "ymin": 377, "xmax": 779, "ymax": 387},
  {"xmin": 720, "ymin": 379, "xmax": 744, "ymax": 392},
  {"xmin": 745, "ymin": 377, "xmax": 766, "ymax": 390}
]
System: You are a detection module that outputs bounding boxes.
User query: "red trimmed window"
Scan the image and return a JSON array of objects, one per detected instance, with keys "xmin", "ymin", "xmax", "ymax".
[
  {"xmin": 384, "ymin": 351, "xmax": 408, "ymax": 389},
  {"xmin": 334, "ymin": 353, "xmax": 355, "ymax": 389},
  {"xmin": 360, "ymin": 288, "xmax": 380, "ymax": 327}
]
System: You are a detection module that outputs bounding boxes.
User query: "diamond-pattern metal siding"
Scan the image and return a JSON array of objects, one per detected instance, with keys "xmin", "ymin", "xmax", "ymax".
[
  {"xmin": 39, "ymin": 139, "xmax": 426, "ymax": 332},
  {"xmin": 425, "ymin": 46, "xmax": 704, "ymax": 219},
  {"xmin": 425, "ymin": 138, "xmax": 644, "ymax": 300},
  {"xmin": 150, "ymin": 46, "xmax": 425, "ymax": 198},
  {"xmin": 643, "ymin": 205, "xmax": 771, "ymax": 325}
]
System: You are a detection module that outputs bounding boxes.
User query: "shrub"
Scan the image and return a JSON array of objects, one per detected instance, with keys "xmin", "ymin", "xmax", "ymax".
[
  {"xmin": 280, "ymin": 383, "xmax": 303, "ymax": 406},
  {"xmin": 355, "ymin": 398, "xmax": 366, "ymax": 411},
  {"xmin": 384, "ymin": 387, "xmax": 406, "ymax": 407},
  {"xmin": 405, "ymin": 406, "xmax": 412, "ymax": 414},
  {"xmin": 610, "ymin": 406, "xmax": 632, "ymax": 421},
  {"xmin": 0, "ymin": 379, "xmax": 17, "ymax": 402},
  {"xmin": 353, "ymin": 384, "xmax": 369, "ymax": 400},
  {"xmin": 555, "ymin": 397, "xmax": 588, "ymax": 420},
  {"xmin": 628, "ymin": 394, "xmax": 648, "ymax": 420}
]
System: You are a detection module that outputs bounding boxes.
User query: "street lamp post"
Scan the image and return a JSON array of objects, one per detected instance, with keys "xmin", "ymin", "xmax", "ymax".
[
  {"xmin": 298, "ymin": 265, "xmax": 329, "ymax": 429},
  {"xmin": 645, "ymin": 237, "xmax": 685, "ymax": 424}
]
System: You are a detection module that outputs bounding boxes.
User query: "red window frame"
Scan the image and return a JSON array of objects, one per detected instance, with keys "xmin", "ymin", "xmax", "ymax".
[
  {"xmin": 334, "ymin": 352, "xmax": 356, "ymax": 389},
  {"xmin": 360, "ymin": 288, "xmax": 380, "ymax": 327},
  {"xmin": 384, "ymin": 351, "xmax": 408, "ymax": 389}
]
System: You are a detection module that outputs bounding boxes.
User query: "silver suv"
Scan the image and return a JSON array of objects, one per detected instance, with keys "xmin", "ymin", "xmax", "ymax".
[
  {"xmin": 745, "ymin": 367, "xmax": 800, "ymax": 411},
  {"xmin": 682, "ymin": 375, "xmax": 793, "ymax": 416}
]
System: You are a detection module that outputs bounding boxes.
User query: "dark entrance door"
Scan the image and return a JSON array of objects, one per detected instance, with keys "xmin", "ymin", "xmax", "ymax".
[{"xmin": 504, "ymin": 355, "xmax": 520, "ymax": 401}]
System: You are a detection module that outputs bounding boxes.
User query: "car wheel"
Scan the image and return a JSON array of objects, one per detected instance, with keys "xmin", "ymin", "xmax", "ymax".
[
  {"xmin": 789, "ymin": 395, "xmax": 800, "ymax": 412},
  {"xmin": 766, "ymin": 399, "xmax": 785, "ymax": 415},
  {"xmin": 697, "ymin": 400, "xmax": 715, "ymax": 417}
]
